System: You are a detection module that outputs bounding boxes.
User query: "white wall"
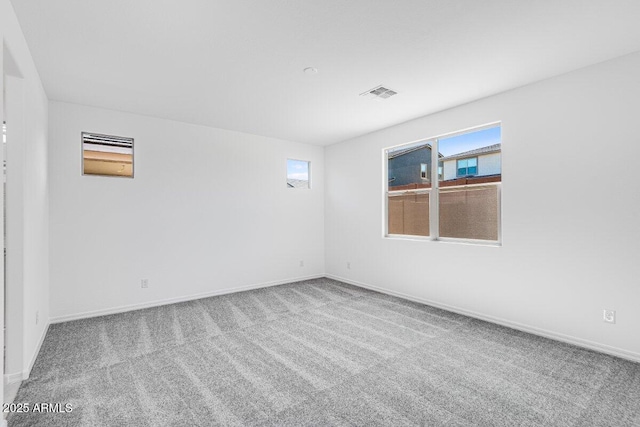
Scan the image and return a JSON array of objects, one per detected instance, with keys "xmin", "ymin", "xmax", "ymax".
[
  {"xmin": 49, "ymin": 101, "xmax": 324, "ymax": 321},
  {"xmin": 0, "ymin": 18, "xmax": 5, "ymax": 412},
  {"xmin": 1, "ymin": 0, "xmax": 50, "ymax": 389},
  {"xmin": 442, "ymin": 160, "xmax": 456, "ymax": 181},
  {"xmin": 325, "ymin": 52, "xmax": 640, "ymax": 361},
  {"xmin": 479, "ymin": 152, "xmax": 501, "ymax": 177},
  {"xmin": 4, "ymin": 75, "xmax": 25, "ymax": 381}
]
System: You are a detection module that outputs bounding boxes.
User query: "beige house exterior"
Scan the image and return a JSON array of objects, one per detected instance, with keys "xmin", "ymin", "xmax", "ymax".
[{"xmin": 440, "ymin": 143, "xmax": 501, "ymax": 181}]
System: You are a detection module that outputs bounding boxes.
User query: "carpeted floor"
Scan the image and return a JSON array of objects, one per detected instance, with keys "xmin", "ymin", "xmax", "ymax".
[{"xmin": 8, "ymin": 278, "xmax": 640, "ymax": 426}]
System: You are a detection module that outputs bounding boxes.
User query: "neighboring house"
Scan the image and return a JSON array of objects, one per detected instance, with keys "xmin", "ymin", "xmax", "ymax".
[
  {"xmin": 440, "ymin": 143, "xmax": 501, "ymax": 181},
  {"xmin": 388, "ymin": 142, "xmax": 501, "ymax": 188},
  {"xmin": 287, "ymin": 178, "xmax": 309, "ymax": 188},
  {"xmin": 388, "ymin": 143, "xmax": 437, "ymax": 187}
]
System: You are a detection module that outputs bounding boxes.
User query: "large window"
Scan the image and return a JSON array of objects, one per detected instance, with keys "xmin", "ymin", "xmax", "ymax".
[{"xmin": 386, "ymin": 124, "xmax": 501, "ymax": 243}]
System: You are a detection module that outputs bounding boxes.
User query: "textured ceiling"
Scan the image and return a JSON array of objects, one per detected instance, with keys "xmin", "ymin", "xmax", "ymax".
[{"xmin": 10, "ymin": 0, "xmax": 640, "ymax": 145}]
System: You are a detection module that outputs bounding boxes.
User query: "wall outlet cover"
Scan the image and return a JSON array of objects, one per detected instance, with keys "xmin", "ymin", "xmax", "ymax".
[{"xmin": 603, "ymin": 309, "xmax": 616, "ymax": 324}]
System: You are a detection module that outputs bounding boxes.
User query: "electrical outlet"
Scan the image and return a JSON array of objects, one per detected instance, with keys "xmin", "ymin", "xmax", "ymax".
[
  {"xmin": 299, "ymin": 260, "xmax": 304, "ymax": 267},
  {"xmin": 347, "ymin": 262, "xmax": 351, "ymax": 269},
  {"xmin": 603, "ymin": 309, "xmax": 616, "ymax": 324},
  {"xmin": 141, "ymin": 278, "xmax": 149, "ymax": 289},
  {"xmin": 36, "ymin": 311, "xmax": 39, "ymax": 325}
]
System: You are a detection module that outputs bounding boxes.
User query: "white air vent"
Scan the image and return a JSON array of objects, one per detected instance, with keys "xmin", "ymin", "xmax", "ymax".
[{"xmin": 360, "ymin": 85, "xmax": 398, "ymax": 100}]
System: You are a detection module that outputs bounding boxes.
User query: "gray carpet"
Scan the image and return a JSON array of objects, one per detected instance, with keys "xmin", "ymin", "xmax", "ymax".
[{"xmin": 8, "ymin": 278, "xmax": 640, "ymax": 426}]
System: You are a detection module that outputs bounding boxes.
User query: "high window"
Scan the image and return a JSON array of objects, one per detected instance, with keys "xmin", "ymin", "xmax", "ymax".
[
  {"xmin": 386, "ymin": 124, "xmax": 501, "ymax": 244},
  {"xmin": 287, "ymin": 159, "xmax": 310, "ymax": 189},
  {"xmin": 82, "ymin": 132, "xmax": 134, "ymax": 178}
]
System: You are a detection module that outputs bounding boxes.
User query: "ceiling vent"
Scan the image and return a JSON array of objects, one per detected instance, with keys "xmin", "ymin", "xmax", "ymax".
[{"xmin": 360, "ymin": 85, "xmax": 398, "ymax": 100}]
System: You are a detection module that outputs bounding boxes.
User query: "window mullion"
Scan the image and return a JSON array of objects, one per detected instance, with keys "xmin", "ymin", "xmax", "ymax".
[{"xmin": 430, "ymin": 138, "xmax": 439, "ymax": 240}]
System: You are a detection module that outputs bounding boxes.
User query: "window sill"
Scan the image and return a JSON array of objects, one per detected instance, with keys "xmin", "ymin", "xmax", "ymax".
[{"xmin": 385, "ymin": 234, "xmax": 501, "ymax": 247}]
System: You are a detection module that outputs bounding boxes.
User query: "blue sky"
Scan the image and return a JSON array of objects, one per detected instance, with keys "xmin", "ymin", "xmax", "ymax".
[
  {"xmin": 439, "ymin": 126, "xmax": 501, "ymax": 157},
  {"xmin": 287, "ymin": 159, "xmax": 309, "ymax": 180}
]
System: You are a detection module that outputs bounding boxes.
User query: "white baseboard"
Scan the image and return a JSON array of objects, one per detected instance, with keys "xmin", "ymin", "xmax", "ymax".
[
  {"xmin": 22, "ymin": 321, "xmax": 50, "ymax": 380},
  {"xmin": 4, "ymin": 322, "xmax": 49, "ymax": 384},
  {"xmin": 4, "ymin": 372, "xmax": 22, "ymax": 385},
  {"xmin": 327, "ymin": 274, "xmax": 640, "ymax": 364},
  {"xmin": 50, "ymin": 275, "xmax": 324, "ymax": 324}
]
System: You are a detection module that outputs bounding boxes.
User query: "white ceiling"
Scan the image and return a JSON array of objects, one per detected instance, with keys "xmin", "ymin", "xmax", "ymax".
[{"xmin": 10, "ymin": 0, "xmax": 640, "ymax": 145}]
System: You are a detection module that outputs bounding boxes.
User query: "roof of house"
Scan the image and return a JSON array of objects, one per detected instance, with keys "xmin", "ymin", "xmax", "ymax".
[
  {"xmin": 387, "ymin": 142, "xmax": 432, "ymax": 160},
  {"xmin": 287, "ymin": 179, "xmax": 309, "ymax": 189},
  {"xmin": 388, "ymin": 142, "xmax": 446, "ymax": 160},
  {"xmin": 439, "ymin": 143, "xmax": 501, "ymax": 161}
]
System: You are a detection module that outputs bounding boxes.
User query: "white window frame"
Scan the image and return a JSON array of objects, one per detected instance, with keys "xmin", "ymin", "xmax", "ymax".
[{"xmin": 383, "ymin": 122, "xmax": 501, "ymax": 246}]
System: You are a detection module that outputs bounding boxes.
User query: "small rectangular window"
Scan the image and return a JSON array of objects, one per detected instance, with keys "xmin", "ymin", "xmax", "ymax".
[
  {"xmin": 456, "ymin": 157, "xmax": 478, "ymax": 177},
  {"xmin": 287, "ymin": 159, "xmax": 310, "ymax": 189},
  {"xmin": 420, "ymin": 163, "xmax": 428, "ymax": 179},
  {"xmin": 82, "ymin": 132, "xmax": 134, "ymax": 178}
]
